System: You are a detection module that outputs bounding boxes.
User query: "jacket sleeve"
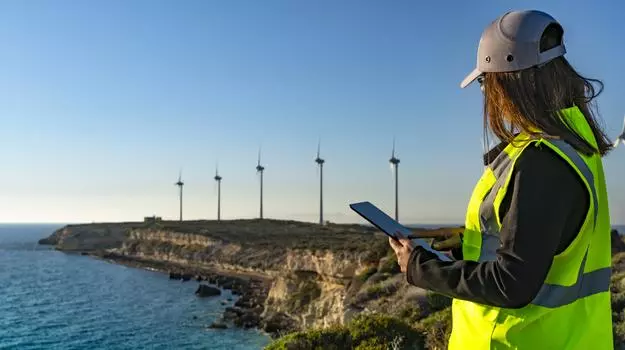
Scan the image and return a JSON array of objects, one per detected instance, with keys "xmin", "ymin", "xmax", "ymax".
[{"xmin": 405, "ymin": 145, "xmax": 589, "ymax": 308}]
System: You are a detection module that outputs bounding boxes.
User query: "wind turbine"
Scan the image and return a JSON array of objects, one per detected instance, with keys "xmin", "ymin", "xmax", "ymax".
[
  {"xmin": 389, "ymin": 139, "xmax": 400, "ymax": 221},
  {"xmin": 614, "ymin": 115, "xmax": 625, "ymax": 148},
  {"xmin": 314, "ymin": 140, "xmax": 325, "ymax": 225},
  {"xmin": 256, "ymin": 148, "xmax": 265, "ymax": 219},
  {"xmin": 214, "ymin": 165, "xmax": 222, "ymax": 221},
  {"xmin": 175, "ymin": 170, "xmax": 184, "ymax": 221}
]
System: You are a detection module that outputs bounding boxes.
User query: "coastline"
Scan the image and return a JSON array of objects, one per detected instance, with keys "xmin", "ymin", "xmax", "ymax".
[
  {"xmin": 35, "ymin": 219, "xmax": 389, "ymax": 339},
  {"xmin": 85, "ymin": 250, "xmax": 279, "ymax": 335}
]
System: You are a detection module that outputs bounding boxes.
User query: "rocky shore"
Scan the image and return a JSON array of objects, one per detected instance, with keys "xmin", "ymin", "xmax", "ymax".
[{"xmin": 91, "ymin": 251, "xmax": 288, "ymax": 335}]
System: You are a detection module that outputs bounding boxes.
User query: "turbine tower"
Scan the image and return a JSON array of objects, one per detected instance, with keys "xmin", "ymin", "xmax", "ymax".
[
  {"xmin": 315, "ymin": 140, "xmax": 325, "ymax": 225},
  {"xmin": 256, "ymin": 148, "xmax": 265, "ymax": 219},
  {"xmin": 614, "ymin": 115, "xmax": 625, "ymax": 149},
  {"xmin": 175, "ymin": 170, "xmax": 184, "ymax": 221},
  {"xmin": 214, "ymin": 166, "xmax": 222, "ymax": 221},
  {"xmin": 389, "ymin": 139, "xmax": 400, "ymax": 221}
]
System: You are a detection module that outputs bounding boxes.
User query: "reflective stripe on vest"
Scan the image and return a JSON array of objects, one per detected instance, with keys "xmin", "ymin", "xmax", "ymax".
[{"xmin": 476, "ymin": 138, "xmax": 610, "ymax": 308}]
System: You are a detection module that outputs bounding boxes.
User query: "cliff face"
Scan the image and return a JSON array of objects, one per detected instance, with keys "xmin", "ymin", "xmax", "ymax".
[
  {"xmin": 39, "ymin": 219, "xmax": 392, "ymax": 331},
  {"xmin": 115, "ymin": 227, "xmax": 386, "ymax": 329},
  {"xmin": 38, "ymin": 224, "xmax": 133, "ymax": 251}
]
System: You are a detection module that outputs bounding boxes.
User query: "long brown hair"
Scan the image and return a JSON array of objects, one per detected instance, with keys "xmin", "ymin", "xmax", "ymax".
[{"xmin": 482, "ymin": 49, "xmax": 612, "ymax": 157}]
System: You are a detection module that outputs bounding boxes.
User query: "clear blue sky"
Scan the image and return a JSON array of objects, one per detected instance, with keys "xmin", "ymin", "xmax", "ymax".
[{"xmin": 0, "ymin": 0, "xmax": 624, "ymax": 224}]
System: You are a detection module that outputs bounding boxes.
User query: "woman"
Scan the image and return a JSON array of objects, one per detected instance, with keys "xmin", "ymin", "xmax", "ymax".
[{"xmin": 389, "ymin": 10, "xmax": 613, "ymax": 350}]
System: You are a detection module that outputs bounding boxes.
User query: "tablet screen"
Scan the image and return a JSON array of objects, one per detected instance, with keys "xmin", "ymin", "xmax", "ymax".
[{"xmin": 350, "ymin": 201, "xmax": 453, "ymax": 262}]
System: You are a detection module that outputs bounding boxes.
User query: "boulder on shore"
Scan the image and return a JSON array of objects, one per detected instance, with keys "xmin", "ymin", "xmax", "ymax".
[
  {"xmin": 223, "ymin": 307, "xmax": 244, "ymax": 319},
  {"xmin": 261, "ymin": 311, "xmax": 297, "ymax": 336},
  {"xmin": 208, "ymin": 322, "xmax": 228, "ymax": 329},
  {"xmin": 195, "ymin": 284, "xmax": 221, "ymax": 297}
]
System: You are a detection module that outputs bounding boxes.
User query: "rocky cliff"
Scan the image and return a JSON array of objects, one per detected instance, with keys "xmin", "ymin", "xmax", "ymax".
[{"xmin": 39, "ymin": 219, "xmax": 407, "ymax": 334}]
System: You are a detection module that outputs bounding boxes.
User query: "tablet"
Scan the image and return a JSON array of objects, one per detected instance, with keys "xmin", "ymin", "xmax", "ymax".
[{"xmin": 350, "ymin": 201, "xmax": 453, "ymax": 262}]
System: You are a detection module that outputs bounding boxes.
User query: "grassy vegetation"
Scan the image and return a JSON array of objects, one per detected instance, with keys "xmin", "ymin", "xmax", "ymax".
[
  {"xmin": 266, "ymin": 326, "xmax": 353, "ymax": 350},
  {"xmin": 378, "ymin": 257, "xmax": 401, "ymax": 274},
  {"xmin": 265, "ymin": 313, "xmax": 425, "ymax": 350},
  {"xmin": 414, "ymin": 308, "xmax": 452, "ymax": 350},
  {"xmin": 356, "ymin": 267, "xmax": 378, "ymax": 283},
  {"xmin": 609, "ymin": 236, "xmax": 625, "ymax": 349},
  {"xmin": 398, "ymin": 305, "xmax": 428, "ymax": 324},
  {"xmin": 425, "ymin": 292, "xmax": 452, "ymax": 313},
  {"xmin": 353, "ymin": 281, "xmax": 400, "ymax": 305}
]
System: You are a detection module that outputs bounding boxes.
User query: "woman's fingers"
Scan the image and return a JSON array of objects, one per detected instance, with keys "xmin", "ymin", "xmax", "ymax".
[
  {"xmin": 407, "ymin": 226, "xmax": 464, "ymax": 239},
  {"xmin": 432, "ymin": 235, "xmax": 462, "ymax": 250},
  {"xmin": 388, "ymin": 237, "xmax": 402, "ymax": 251}
]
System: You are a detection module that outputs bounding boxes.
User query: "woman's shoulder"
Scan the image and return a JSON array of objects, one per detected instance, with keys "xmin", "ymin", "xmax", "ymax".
[{"xmin": 514, "ymin": 143, "xmax": 585, "ymax": 194}]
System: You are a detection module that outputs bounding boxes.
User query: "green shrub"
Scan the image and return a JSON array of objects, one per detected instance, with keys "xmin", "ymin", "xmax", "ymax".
[
  {"xmin": 353, "ymin": 337, "xmax": 387, "ymax": 350},
  {"xmin": 362, "ymin": 238, "xmax": 391, "ymax": 262},
  {"xmin": 355, "ymin": 281, "xmax": 399, "ymax": 304},
  {"xmin": 265, "ymin": 314, "xmax": 424, "ymax": 350},
  {"xmin": 613, "ymin": 252, "xmax": 625, "ymax": 267},
  {"xmin": 367, "ymin": 272, "xmax": 392, "ymax": 284},
  {"xmin": 356, "ymin": 267, "xmax": 378, "ymax": 283},
  {"xmin": 615, "ymin": 321, "xmax": 625, "ymax": 349},
  {"xmin": 415, "ymin": 308, "xmax": 452, "ymax": 350},
  {"xmin": 398, "ymin": 305, "xmax": 428, "ymax": 324},
  {"xmin": 378, "ymin": 256, "xmax": 401, "ymax": 274},
  {"xmin": 613, "ymin": 272, "xmax": 625, "ymax": 293},
  {"xmin": 614, "ymin": 293, "xmax": 625, "ymax": 314},
  {"xmin": 265, "ymin": 326, "xmax": 352, "ymax": 350},
  {"xmin": 426, "ymin": 292, "xmax": 452, "ymax": 312},
  {"xmin": 348, "ymin": 314, "xmax": 423, "ymax": 349}
]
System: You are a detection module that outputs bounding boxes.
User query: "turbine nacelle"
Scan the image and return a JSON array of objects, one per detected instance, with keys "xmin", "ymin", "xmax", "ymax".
[
  {"xmin": 315, "ymin": 157, "xmax": 325, "ymax": 165},
  {"xmin": 175, "ymin": 170, "xmax": 184, "ymax": 186},
  {"xmin": 256, "ymin": 165, "xmax": 265, "ymax": 172},
  {"xmin": 214, "ymin": 175, "xmax": 222, "ymax": 181}
]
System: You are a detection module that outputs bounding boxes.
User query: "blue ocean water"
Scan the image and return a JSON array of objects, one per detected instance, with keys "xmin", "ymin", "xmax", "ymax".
[{"xmin": 0, "ymin": 224, "xmax": 270, "ymax": 350}]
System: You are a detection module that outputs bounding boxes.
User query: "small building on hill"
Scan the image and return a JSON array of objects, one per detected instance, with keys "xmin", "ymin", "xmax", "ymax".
[{"xmin": 144, "ymin": 216, "xmax": 162, "ymax": 224}]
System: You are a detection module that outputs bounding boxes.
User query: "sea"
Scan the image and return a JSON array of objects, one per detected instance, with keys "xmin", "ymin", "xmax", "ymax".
[{"xmin": 0, "ymin": 224, "xmax": 271, "ymax": 350}]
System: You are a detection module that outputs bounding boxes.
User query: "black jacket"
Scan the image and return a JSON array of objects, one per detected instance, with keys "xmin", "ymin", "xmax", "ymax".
[{"xmin": 406, "ymin": 142, "xmax": 589, "ymax": 308}]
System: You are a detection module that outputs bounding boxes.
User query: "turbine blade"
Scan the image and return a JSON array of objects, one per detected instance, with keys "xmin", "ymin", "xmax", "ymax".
[
  {"xmin": 621, "ymin": 115, "xmax": 625, "ymax": 134},
  {"xmin": 317, "ymin": 138, "xmax": 321, "ymax": 159},
  {"xmin": 391, "ymin": 137, "xmax": 396, "ymax": 158},
  {"xmin": 257, "ymin": 147, "xmax": 261, "ymax": 166}
]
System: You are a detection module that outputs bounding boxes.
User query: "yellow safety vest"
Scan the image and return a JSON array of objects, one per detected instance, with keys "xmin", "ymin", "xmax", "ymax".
[{"xmin": 449, "ymin": 106, "xmax": 613, "ymax": 349}]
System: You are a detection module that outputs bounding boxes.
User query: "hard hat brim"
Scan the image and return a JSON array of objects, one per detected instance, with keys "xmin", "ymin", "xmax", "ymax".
[{"xmin": 460, "ymin": 68, "xmax": 481, "ymax": 89}]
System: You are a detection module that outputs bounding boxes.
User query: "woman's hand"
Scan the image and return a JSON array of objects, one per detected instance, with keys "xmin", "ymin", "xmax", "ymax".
[
  {"xmin": 389, "ymin": 227, "xmax": 465, "ymax": 272},
  {"xmin": 388, "ymin": 233, "xmax": 414, "ymax": 273},
  {"xmin": 408, "ymin": 226, "xmax": 464, "ymax": 251}
]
